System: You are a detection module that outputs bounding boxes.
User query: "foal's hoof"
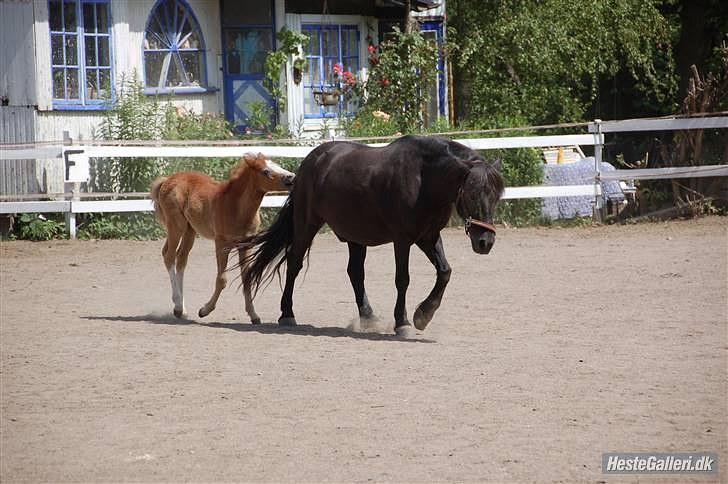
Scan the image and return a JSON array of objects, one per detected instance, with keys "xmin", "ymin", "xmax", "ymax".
[
  {"xmin": 413, "ymin": 305, "xmax": 433, "ymax": 331},
  {"xmin": 173, "ymin": 308, "xmax": 186, "ymax": 319},
  {"xmin": 395, "ymin": 325, "xmax": 417, "ymax": 339},
  {"xmin": 198, "ymin": 307, "xmax": 211, "ymax": 318},
  {"xmin": 250, "ymin": 317, "xmax": 261, "ymax": 325},
  {"xmin": 278, "ymin": 316, "xmax": 298, "ymax": 327}
]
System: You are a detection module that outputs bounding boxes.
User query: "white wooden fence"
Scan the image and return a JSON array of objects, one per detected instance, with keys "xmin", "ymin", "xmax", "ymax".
[{"xmin": 1, "ymin": 115, "xmax": 727, "ymax": 238}]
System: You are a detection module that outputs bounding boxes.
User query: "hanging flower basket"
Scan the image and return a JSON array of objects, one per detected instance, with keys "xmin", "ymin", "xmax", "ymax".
[{"xmin": 313, "ymin": 90, "xmax": 341, "ymax": 106}]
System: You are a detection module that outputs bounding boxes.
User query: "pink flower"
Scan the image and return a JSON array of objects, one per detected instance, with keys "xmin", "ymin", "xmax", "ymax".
[
  {"xmin": 342, "ymin": 71, "xmax": 356, "ymax": 86},
  {"xmin": 332, "ymin": 63, "xmax": 343, "ymax": 76},
  {"xmin": 368, "ymin": 44, "xmax": 376, "ymax": 54}
]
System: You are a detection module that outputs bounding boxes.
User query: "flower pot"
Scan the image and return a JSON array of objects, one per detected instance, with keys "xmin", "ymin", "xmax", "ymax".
[{"xmin": 313, "ymin": 90, "xmax": 341, "ymax": 106}]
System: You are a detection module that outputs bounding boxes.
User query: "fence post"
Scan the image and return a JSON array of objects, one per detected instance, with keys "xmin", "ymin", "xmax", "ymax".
[
  {"xmin": 592, "ymin": 119, "xmax": 605, "ymax": 222},
  {"xmin": 62, "ymin": 131, "xmax": 81, "ymax": 239}
]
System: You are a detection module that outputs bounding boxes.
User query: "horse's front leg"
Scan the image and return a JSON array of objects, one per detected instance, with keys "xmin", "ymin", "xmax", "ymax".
[
  {"xmin": 393, "ymin": 242, "xmax": 415, "ymax": 337},
  {"xmin": 347, "ymin": 242, "xmax": 376, "ymax": 325},
  {"xmin": 413, "ymin": 234, "xmax": 451, "ymax": 330},
  {"xmin": 198, "ymin": 239, "xmax": 230, "ymax": 318},
  {"xmin": 237, "ymin": 247, "xmax": 261, "ymax": 324}
]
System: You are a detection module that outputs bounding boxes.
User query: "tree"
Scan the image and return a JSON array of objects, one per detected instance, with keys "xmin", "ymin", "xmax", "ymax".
[{"xmin": 448, "ymin": 0, "xmax": 678, "ymax": 126}]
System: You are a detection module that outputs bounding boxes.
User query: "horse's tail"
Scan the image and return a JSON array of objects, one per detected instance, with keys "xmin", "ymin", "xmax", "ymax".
[
  {"xmin": 149, "ymin": 176, "xmax": 168, "ymax": 226},
  {"xmin": 240, "ymin": 196, "xmax": 295, "ymax": 296}
]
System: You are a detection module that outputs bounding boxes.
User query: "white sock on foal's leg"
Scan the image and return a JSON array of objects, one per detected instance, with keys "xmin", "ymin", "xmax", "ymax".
[{"xmin": 168, "ymin": 266, "xmax": 185, "ymax": 318}]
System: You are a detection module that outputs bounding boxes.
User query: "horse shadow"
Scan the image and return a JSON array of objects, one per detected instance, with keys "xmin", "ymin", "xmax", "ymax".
[{"xmin": 81, "ymin": 314, "xmax": 436, "ymax": 343}]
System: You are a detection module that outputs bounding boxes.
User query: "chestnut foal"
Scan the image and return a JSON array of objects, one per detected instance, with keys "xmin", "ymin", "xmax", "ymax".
[{"xmin": 151, "ymin": 153, "xmax": 295, "ymax": 321}]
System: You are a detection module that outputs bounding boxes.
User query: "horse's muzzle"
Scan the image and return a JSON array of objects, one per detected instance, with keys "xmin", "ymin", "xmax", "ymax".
[
  {"xmin": 468, "ymin": 227, "xmax": 495, "ymax": 254},
  {"xmin": 283, "ymin": 174, "xmax": 295, "ymax": 188}
]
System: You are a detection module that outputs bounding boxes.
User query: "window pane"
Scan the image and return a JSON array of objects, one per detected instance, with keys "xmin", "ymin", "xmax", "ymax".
[
  {"xmin": 98, "ymin": 37, "xmax": 109, "ymax": 66},
  {"xmin": 221, "ymin": 0, "xmax": 272, "ymax": 26},
  {"xmin": 179, "ymin": 29, "xmax": 201, "ymax": 49},
  {"xmin": 85, "ymin": 36, "xmax": 97, "ymax": 66},
  {"xmin": 86, "ymin": 69, "xmax": 99, "ymax": 99},
  {"xmin": 96, "ymin": 4, "xmax": 109, "ymax": 33},
  {"xmin": 63, "ymin": 1, "xmax": 76, "ymax": 32},
  {"xmin": 83, "ymin": 3, "xmax": 96, "ymax": 33},
  {"xmin": 144, "ymin": 51, "xmax": 166, "ymax": 87},
  {"xmin": 305, "ymin": 29, "xmax": 319, "ymax": 55},
  {"xmin": 303, "ymin": 87, "xmax": 317, "ymax": 115},
  {"xmin": 322, "ymin": 29, "xmax": 339, "ymax": 57},
  {"xmin": 65, "ymin": 35, "xmax": 77, "ymax": 65},
  {"xmin": 99, "ymin": 69, "xmax": 111, "ymax": 98},
  {"xmin": 145, "ymin": 31, "xmax": 165, "ymax": 50},
  {"xmin": 52, "ymin": 35, "xmax": 64, "ymax": 64},
  {"xmin": 167, "ymin": 54, "xmax": 185, "ymax": 87},
  {"xmin": 50, "ymin": 1, "xmax": 62, "ymax": 31},
  {"xmin": 180, "ymin": 51, "xmax": 201, "ymax": 85},
  {"xmin": 53, "ymin": 68, "xmax": 65, "ymax": 98},
  {"xmin": 66, "ymin": 68, "xmax": 79, "ymax": 98}
]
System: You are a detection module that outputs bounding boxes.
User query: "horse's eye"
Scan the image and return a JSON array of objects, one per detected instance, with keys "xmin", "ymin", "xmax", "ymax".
[{"xmin": 262, "ymin": 168, "xmax": 272, "ymax": 178}]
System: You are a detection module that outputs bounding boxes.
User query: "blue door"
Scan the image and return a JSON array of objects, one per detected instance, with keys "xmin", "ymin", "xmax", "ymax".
[
  {"xmin": 421, "ymin": 21, "xmax": 446, "ymax": 124},
  {"xmin": 221, "ymin": 0, "xmax": 276, "ymax": 133}
]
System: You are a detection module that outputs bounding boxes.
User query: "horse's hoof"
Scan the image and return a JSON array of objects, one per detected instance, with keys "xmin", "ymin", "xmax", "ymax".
[
  {"xmin": 278, "ymin": 316, "xmax": 297, "ymax": 327},
  {"xmin": 395, "ymin": 324, "xmax": 417, "ymax": 339},
  {"xmin": 198, "ymin": 306, "xmax": 211, "ymax": 318},
  {"xmin": 173, "ymin": 308, "xmax": 186, "ymax": 319},
  {"xmin": 250, "ymin": 317, "xmax": 261, "ymax": 325},
  {"xmin": 413, "ymin": 305, "xmax": 433, "ymax": 331}
]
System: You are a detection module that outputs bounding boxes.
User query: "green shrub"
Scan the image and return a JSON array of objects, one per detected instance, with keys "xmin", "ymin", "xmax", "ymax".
[
  {"xmin": 15, "ymin": 213, "xmax": 65, "ymax": 241},
  {"xmin": 77, "ymin": 213, "xmax": 165, "ymax": 240}
]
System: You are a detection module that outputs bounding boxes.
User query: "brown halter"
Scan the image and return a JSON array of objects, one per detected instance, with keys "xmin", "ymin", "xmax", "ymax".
[{"xmin": 464, "ymin": 217, "xmax": 496, "ymax": 235}]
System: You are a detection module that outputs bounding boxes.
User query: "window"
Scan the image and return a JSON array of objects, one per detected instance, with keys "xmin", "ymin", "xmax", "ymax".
[
  {"xmin": 143, "ymin": 0, "xmax": 206, "ymax": 92},
  {"xmin": 49, "ymin": 0, "xmax": 113, "ymax": 109},
  {"xmin": 302, "ymin": 24, "xmax": 359, "ymax": 118}
]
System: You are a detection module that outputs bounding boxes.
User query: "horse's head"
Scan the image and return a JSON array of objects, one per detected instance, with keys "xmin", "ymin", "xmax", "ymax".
[
  {"xmin": 243, "ymin": 153, "xmax": 295, "ymax": 192},
  {"xmin": 456, "ymin": 159, "xmax": 504, "ymax": 254}
]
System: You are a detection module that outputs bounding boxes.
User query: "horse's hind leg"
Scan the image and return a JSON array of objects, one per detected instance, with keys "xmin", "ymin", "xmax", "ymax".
[
  {"xmin": 172, "ymin": 225, "xmax": 196, "ymax": 318},
  {"xmin": 347, "ymin": 242, "xmax": 376, "ymax": 326},
  {"xmin": 199, "ymin": 238, "xmax": 230, "ymax": 318},
  {"xmin": 279, "ymin": 222, "xmax": 322, "ymax": 327},
  {"xmin": 162, "ymin": 228, "xmax": 185, "ymax": 318},
  {"xmin": 237, "ymin": 247, "xmax": 261, "ymax": 324},
  {"xmin": 413, "ymin": 235, "xmax": 451, "ymax": 331}
]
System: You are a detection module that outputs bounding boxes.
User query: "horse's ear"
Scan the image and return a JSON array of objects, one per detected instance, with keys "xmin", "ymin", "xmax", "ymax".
[
  {"xmin": 244, "ymin": 152, "xmax": 266, "ymax": 170},
  {"xmin": 490, "ymin": 158, "xmax": 503, "ymax": 171}
]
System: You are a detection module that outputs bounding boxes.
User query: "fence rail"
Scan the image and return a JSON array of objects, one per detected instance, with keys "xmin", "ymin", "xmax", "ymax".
[{"xmin": 1, "ymin": 115, "xmax": 727, "ymax": 237}]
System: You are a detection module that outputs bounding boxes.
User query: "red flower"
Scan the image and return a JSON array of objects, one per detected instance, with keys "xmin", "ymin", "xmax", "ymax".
[
  {"xmin": 342, "ymin": 71, "xmax": 356, "ymax": 86},
  {"xmin": 332, "ymin": 63, "xmax": 343, "ymax": 76},
  {"xmin": 380, "ymin": 78, "xmax": 390, "ymax": 87},
  {"xmin": 368, "ymin": 44, "xmax": 376, "ymax": 54}
]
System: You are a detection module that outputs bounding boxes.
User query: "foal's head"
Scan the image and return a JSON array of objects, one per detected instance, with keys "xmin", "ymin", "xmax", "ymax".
[
  {"xmin": 235, "ymin": 153, "xmax": 295, "ymax": 192},
  {"xmin": 455, "ymin": 157, "xmax": 505, "ymax": 254}
]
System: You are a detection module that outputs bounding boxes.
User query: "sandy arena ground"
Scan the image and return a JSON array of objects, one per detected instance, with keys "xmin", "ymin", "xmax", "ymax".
[{"xmin": 1, "ymin": 217, "xmax": 726, "ymax": 483}]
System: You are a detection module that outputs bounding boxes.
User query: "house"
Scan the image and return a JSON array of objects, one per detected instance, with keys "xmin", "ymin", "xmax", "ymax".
[{"xmin": 0, "ymin": 0, "xmax": 448, "ymax": 195}]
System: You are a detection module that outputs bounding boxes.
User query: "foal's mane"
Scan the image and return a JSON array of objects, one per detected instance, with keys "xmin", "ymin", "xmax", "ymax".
[{"xmin": 228, "ymin": 153, "xmax": 265, "ymax": 182}]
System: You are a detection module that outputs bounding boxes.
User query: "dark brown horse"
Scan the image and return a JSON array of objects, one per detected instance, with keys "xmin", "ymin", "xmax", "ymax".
[{"xmin": 241, "ymin": 135, "xmax": 504, "ymax": 337}]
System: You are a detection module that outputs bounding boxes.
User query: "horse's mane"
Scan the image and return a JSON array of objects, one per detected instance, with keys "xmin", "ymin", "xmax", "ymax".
[{"xmin": 228, "ymin": 157, "xmax": 252, "ymax": 181}]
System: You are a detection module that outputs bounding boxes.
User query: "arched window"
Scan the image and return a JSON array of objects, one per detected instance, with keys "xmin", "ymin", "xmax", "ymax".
[{"xmin": 143, "ymin": 0, "xmax": 206, "ymax": 91}]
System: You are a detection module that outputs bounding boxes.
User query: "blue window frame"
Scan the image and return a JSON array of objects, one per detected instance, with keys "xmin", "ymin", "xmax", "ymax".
[
  {"xmin": 302, "ymin": 24, "xmax": 359, "ymax": 118},
  {"xmin": 49, "ymin": 0, "xmax": 114, "ymax": 110},
  {"xmin": 143, "ymin": 0, "xmax": 208, "ymax": 93}
]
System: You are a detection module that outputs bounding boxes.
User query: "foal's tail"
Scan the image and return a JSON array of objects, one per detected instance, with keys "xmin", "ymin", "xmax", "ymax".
[
  {"xmin": 149, "ymin": 176, "xmax": 168, "ymax": 226},
  {"xmin": 239, "ymin": 196, "xmax": 296, "ymax": 296}
]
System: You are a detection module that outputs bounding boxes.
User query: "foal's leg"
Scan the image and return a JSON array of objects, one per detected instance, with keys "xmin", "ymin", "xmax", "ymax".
[
  {"xmin": 413, "ymin": 234, "xmax": 451, "ymax": 330},
  {"xmin": 198, "ymin": 239, "xmax": 231, "ymax": 318},
  {"xmin": 237, "ymin": 247, "xmax": 261, "ymax": 324},
  {"xmin": 279, "ymin": 223, "xmax": 322, "ymax": 327},
  {"xmin": 172, "ymin": 225, "xmax": 196, "ymax": 319},
  {"xmin": 347, "ymin": 242, "xmax": 375, "ymax": 324},
  {"xmin": 393, "ymin": 242, "xmax": 415, "ymax": 337},
  {"xmin": 162, "ymin": 228, "xmax": 185, "ymax": 318}
]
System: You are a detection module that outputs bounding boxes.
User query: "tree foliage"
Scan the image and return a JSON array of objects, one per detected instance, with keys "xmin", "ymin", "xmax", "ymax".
[{"xmin": 448, "ymin": 0, "xmax": 678, "ymax": 125}]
